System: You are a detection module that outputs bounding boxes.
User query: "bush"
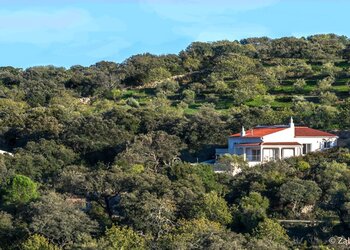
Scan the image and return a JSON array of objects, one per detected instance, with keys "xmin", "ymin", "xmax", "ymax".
[
  {"xmin": 126, "ymin": 97, "xmax": 140, "ymax": 108},
  {"xmin": 182, "ymin": 89, "xmax": 196, "ymax": 104},
  {"xmin": 293, "ymin": 79, "xmax": 306, "ymax": 93},
  {"xmin": 296, "ymin": 160, "xmax": 311, "ymax": 171},
  {"xmin": 320, "ymin": 91, "xmax": 338, "ymax": 105}
]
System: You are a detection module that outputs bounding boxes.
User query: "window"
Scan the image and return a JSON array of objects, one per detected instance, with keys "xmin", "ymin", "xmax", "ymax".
[
  {"xmin": 251, "ymin": 149, "xmax": 261, "ymax": 161},
  {"xmin": 263, "ymin": 148, "xmax": 279, "ymax": 161},
  {"xmin": 323, "ymin": 141, "xmax": 331, "ymax": 149},
  {"xmin": 302, "ymin": 144, "xmax": 311, "ymax": 154},
  {"xmin": 282, "ymin": 148, "xmax": 295, "ymax": 158}
]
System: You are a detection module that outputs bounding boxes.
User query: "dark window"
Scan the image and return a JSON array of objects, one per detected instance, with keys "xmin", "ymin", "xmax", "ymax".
[
  {"xmin": 302, "ymin": 144, "xmax": 311, "ymax": 154},
  {"xmin": 323, "ymin": 141, "xmax": 331, "ymax": 149},
  {"xmin": 251, "ymin": 149, "xmax": 261, "ymax": 161}
]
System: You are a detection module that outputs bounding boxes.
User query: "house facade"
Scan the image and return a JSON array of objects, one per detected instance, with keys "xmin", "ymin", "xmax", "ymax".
[{"xmin": 217, "ymin": 118, "xmax": 338, "ymax": 166}]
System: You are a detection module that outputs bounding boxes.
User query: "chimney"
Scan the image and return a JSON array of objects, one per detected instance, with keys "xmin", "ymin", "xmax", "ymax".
[
  {"xmin": 289, "ymin": 117, "xmax": 294, "ymax": 128},
  {"xmin": 241, "ymin": 126, "xmax": 246, "ymax": 136},
  {"xmin": 289, "ymin": 117, "xmax": 295, "ymax": 137}
]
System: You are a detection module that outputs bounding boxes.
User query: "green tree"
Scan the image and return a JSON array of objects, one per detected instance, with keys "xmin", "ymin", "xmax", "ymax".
[
  {"xmin": 253, "ymin": 218, "xmax": 290, "ymax": 245},
  {"xmin": 184, "ymin": 104, "xmax": 228, "ymax": 153},
  {"xmin": 339, "ymin": 98, "xmax": 350, "ymax": 129},
  {"xmin": 211, "ymin": 53, "xmax": 259, "ymax": 80},
  {"xmin": 230, "ymin": 75, "xmax": 267, "ymax": 105},
  {"xmin": 315, "ymin": 161, "xmax": 350, "ymax": 226},
  {"xmin": 29, "ymin": 192, "xmax": 98, "ymax": 247},
  {"xmin": 117, "ymin": 191, "xmax": 176, "ymax": 238},
  {"xmin": 3, "ymin": 174, "xmax": 39, "ymax": 206},
  {"xmin": 62, "ymin": 115, "xmax": 132, "ymax": 163},
  {"xmin": 285, "ymin": 60, "xmax": 313, "ymax": 78},
  {"xmin": 317, "ymin": 76, "xmax": 334, "ymax": 93},
  {"xmin": 270, "ymin": 37, "xmax": 310, "ymax": 58},
  {"xmin": 293, "ymin": 78, "xmax": 306, "ymax": 93},
  {"xmin": 180, "ymin": 42, "xmax": 213, "ymax": 71},
  {"xmin": 213, "ymin": 80, "xmax": 229, "ymax": 94},
  {"xmin": 320, "ymin": 62, "xmax": 341, "ymax": 77},
  {"xmin": 315, "ymin": 105, "xmax": 339, "ymax": 129},
  {"xmin": 271, "ymin": 65, "xmax": 287, "ymax": 83},
  {"xmin": 197, "ymin": 191, "xmax": 232, "ymax": 225},
  {"xmin": 97, "ymin": 225, "xmax": 146, "ymax": 250},
  {"xmin": 278, "ymin": 179, "xmax": 321, "ymax": 216},
  {"xmin": 146, "ymin": 67, "xmax": 172, "ymax": 83},
  {"xmin": 22, "ymin": 107, "xmax": 63, "ymax": 140},
  {"xmin": 12, "ymin": 139, "xmax": 77, "ymax": 180},
  {"xmin": 117, "ymin": 131, "xmax": 184, "ymax": 171},
  {"xmin": 319, "ymin": 91, "xmax": 338, "ymax": 105},
  {"xmin": 22, "ymin": 234, "xmax": 61, "ymax": 250},
  {"xmin": 156, "ymin": 80, "xmax": 180, "ymax": 95},
  {"xmin": 233, "ymin": 192, "xmax": 269, "ymax": 232},
  {"xmin": 121, "ymin": 53, "xmax": 175, "ymax": 86},
  {"xmin": 308, "ymin": 34, "xmax": 346, "ymax": 60},
  {"xmin": 0, "ymin": 211, "xmax": 15, "ymax": 247},
  {"xmin": 182, "ymin": 89, "xmax": 196, "ymax": 104},
  {"xmin": 159, "ymin": 218, "xmax": 246, "ymax": 250}
]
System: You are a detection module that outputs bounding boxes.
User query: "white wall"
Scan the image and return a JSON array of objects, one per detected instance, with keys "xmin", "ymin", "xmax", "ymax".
[
  {"xmin": 295, "ymin": 137, "xmax": 337, "ymax": 152},
  {"xmin": 262, "ymin": 127, "xmax": 294, "ymax": 142},
  {"xmin": 262, "ymin": 127, "xmax": 337, "ymax": 153}
]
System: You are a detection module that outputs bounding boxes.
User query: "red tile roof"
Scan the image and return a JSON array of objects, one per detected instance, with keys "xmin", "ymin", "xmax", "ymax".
[
  {"xmin": 231, "ymin": 126, "xmax": 337, "ymax": 138},
  {"xmin": 230, "ymin": 127, "xmax": 287, "ymax": 138},
  {"xmin": 236, "ymin": 142, "xmax": 301, "ymax": 147},
  {"xmin": 295, "ymin": 127, "xmax": 337, "ymax": 137},
  {"xmin": 236, "ymin": 143, "xmax": 261, "ymax": 147},
  {"xmin": 262, "ymin": 142, "xmax": 301, "ymax": 146}
]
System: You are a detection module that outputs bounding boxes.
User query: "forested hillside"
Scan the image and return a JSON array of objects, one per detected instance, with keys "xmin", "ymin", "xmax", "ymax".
[{"xmin": 1, "ymin": 34, "xmax": 350, "ymax": 249}]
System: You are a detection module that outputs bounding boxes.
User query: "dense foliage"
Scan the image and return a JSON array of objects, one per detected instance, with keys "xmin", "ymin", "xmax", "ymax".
[{"xmin": 1, "ymin": 34, "xmax": 350, "ymax": 249}]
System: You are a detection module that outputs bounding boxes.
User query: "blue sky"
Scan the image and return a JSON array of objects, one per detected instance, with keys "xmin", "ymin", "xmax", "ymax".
[{"xmin": 0, "ymin": 0, "xmax": 349, "ymax": 68}]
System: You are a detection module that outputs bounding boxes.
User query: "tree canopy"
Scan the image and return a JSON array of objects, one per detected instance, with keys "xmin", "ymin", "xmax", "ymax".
[{"xmin": 0, "ymin": 34, "xmax": 350, "ymax": 249}]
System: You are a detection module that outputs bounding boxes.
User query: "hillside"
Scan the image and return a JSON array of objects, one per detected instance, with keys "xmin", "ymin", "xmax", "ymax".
[{"xmin": 1, "ymin": 34, "xmax": 350, "ymax": 249}]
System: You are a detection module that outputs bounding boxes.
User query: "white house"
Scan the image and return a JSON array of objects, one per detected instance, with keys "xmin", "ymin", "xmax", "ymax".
[
  {"xmin": 0, "ymin": 150, "xmax": 13, "ymax": 156},
  {"xmin": 216, "ymin": 118, "xmax": 338, "ymax": 166}
]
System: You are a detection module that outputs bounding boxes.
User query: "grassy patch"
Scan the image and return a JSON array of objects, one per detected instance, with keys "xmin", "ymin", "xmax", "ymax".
[
  {"xmin": 184, "ymin": 107, "xmax": 199, "ymax": 115},
  {"xmin": 335, "ymin": 61, "xmax": 350, "ymax": 68},
  {"xmin": 333, "ymin": 85, "xmax": 350, "ymax": 93},
  {"xmin": 121, "ymin": 89, "xmax": 153, "ymax": 99},
  {"xmin": 271, "ymin": 85, "xmax": 295, "ymax": 94},
  {"xmin": 215, "ymin": 98, "xmax": 235, "ymax": 109},
  {"xmin": 246, "ymin": 96, "xmax": 292, "ymax": 108},
  {"xmin": 246, "ymin": 97, "xmax": 265, "ymax": 107}
]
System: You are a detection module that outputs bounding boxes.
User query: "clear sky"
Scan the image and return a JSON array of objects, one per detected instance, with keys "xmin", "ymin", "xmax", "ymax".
[{"xmin": 0, "ymin": 0, "xmax": 349, "ymax": 68}]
